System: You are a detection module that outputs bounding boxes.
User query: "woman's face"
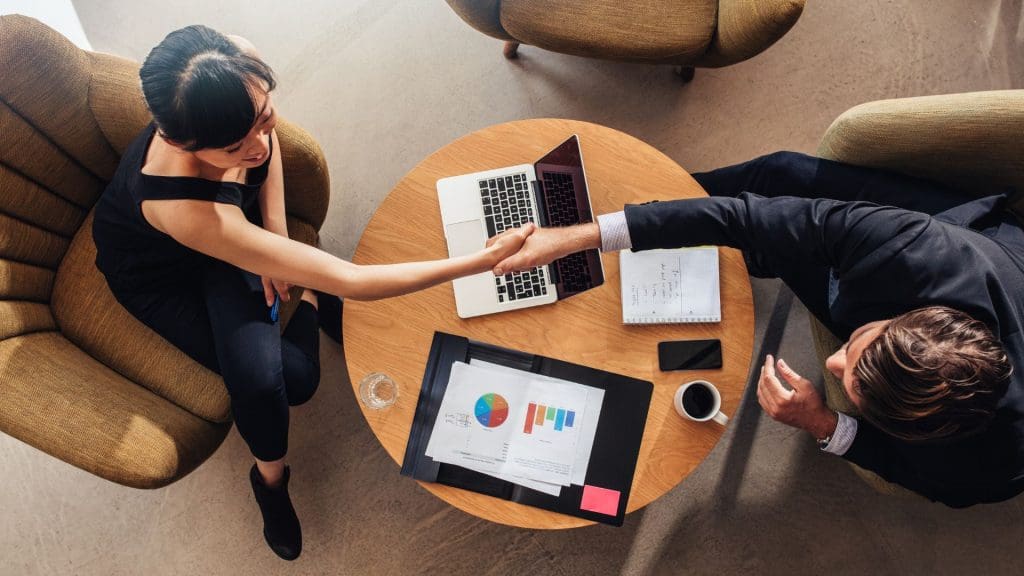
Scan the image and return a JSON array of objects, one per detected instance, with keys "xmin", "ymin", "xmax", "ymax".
[{"xmin": 192, "ymin": 90, "xmax": 277, "ymax": 170}]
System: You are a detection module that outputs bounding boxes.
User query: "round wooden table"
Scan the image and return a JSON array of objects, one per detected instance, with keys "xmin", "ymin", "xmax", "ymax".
[{"xmin": 343, "ymin": 119, "xmax": 754, "ymax": 529}]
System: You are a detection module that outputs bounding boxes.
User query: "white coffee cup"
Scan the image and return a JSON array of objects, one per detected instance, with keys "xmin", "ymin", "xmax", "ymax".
[{"xmin": 674, "ymin": 380, "xmax": 728, "ymax": 426}]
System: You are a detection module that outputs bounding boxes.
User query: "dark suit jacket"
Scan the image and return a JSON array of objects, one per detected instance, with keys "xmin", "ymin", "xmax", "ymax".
[{"xmin": 624, "ymin": 193, "xmax": 1024, "ymax": 507}]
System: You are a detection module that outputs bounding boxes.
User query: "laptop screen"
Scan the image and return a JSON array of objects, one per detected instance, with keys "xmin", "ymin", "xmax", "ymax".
[
  {"xmin": 534, "ymin": 135, "xmax": 594, "ymax": 226},
  {"xmin": 532, "ymin": 135, "xmax": 604, "ymax": 298},
  {"xmin": 536, "ymin": 135, "xmax": 582, "ymax": 171}
]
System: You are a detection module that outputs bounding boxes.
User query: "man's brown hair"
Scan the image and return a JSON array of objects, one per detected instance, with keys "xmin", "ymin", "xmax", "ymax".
[{"xmin": 854, "ymin": 306, "xmax": 1011, "ymax": 442}]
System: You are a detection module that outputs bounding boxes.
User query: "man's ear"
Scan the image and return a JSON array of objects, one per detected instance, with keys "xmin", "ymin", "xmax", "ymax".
[{"xmin": 849, "ymin": 376, "xmax": 863, "ymax": 399}]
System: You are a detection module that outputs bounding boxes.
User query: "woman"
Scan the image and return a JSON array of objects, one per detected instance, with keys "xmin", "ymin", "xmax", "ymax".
[{"xmin": 92, "ymin": 25, "xmax": 531, "ymax": 561}]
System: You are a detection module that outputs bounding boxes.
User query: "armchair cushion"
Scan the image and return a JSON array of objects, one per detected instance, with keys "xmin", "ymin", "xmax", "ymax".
[
  {"xmin": 500, "ymin": 0, "xmax": 716, "ymax": 61},
  {"xmin": 0, "ymin": 15, "xmax": 120, "ymax": 180},
  {"xmin": 0, "ymin": 260, "xmax": 53, "ymax": 302},
  {"xmin": 0, "ymin": 332, "xmax": 229, "ymax": 488},
  {"xmin": 85, "ymin": 51, "xmax": 153, "ymax": 156},
  {"xmin": 0, "ymin": 301, "xmax": 55, "ymax": 341},
  {"xmin": 49, "ymin": 213, "xmax": 320, "ymax": 424},
  {"xmin": 51, "ymin": 212, "xmax": 232, "ymax": 424},
  {"xmin": 445, "ymin": 0, "xmax": 511, "ymax": 41},
  {"xmin": 818, "ymin": 91, "xmax": 1024, "ymax": 204},
  {"xmin": 695, "ymin": 0, "xmax": 805, "ymax": 67}
]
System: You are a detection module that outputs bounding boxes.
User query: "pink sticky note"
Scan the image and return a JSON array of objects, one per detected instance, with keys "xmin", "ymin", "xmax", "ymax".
[{"xmin": 580, "ymin": 485, "xmax": 620, "ymax": 516}]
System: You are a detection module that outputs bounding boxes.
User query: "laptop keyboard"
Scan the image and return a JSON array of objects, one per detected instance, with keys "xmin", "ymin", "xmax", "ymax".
[
  {"xmin": 541, "ymin": 171, "xmax": 582, "ymax": 226},
  {"xmin": 494, "ymin": 269, "xmax": 547, "ymax": 303},
  {"xmin": 480, "ymin": 173, "xmax": 534, "ymax": 236},
  {"xmin": 479, "ymin": 173, "xmax": 547, "ymax": 303},
  {"xmin": 541, "ymin": 171, "xmax": 593, "ymax": 294}
]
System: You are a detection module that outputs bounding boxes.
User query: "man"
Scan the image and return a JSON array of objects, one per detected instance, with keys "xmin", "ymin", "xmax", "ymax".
[{"xmin": 490, "ymin": 152, "xmax": 1024, "ymax": 507}]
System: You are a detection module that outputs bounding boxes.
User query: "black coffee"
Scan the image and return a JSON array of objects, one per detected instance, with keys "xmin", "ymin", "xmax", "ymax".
[{"xmin": 682, "ymin": 384, "xmax": 715, "ymax": 418}]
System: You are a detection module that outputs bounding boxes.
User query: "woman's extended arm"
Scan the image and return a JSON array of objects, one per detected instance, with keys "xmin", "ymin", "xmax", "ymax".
[{"xmin": 142, "ymin": 199, "xmax": 533, "ymax": 301}]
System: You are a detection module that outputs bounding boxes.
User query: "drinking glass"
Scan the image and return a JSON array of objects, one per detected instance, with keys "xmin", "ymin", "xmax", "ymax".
[{"xmin": 359, "ymin": 372, "xmax": 399, "ymax": 410}]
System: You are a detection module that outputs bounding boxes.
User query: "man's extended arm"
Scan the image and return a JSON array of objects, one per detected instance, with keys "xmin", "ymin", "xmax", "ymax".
[
  {"xmin": 494, "ymin": 194, "xmax": 932, "ymax": 277},
  {"xmin": 490, "ymin": 195, "xmax": 935, "ymax": 470}
]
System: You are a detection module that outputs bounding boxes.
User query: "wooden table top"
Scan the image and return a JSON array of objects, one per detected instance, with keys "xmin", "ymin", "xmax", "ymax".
[{"xmin": 343, "ymin": 119, "xmax": 754, "ymax": 529}]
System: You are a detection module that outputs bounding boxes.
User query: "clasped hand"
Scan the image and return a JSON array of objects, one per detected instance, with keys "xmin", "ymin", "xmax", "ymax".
[
  {"xmin": 484, "ymin": 225, "xmax": 576, "ymax": 276},
  {"xmin": 482, "ymin": 223, "xmax": 541, "ymax": 269}
]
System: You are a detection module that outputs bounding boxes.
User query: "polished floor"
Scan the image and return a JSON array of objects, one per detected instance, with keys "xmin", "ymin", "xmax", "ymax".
[{"xmin": 4, "ymin": 1, "xmax": 1024, "ymax": 574}]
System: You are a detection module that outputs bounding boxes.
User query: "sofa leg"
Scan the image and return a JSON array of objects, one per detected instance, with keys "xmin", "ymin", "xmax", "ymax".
[
  {"xmin": 674, "ymin": 66, "xmax": 695, "ymax": 83},
  {"xmin": 503, "ymin": 41, "xmax": 520, "ymax": 59}
]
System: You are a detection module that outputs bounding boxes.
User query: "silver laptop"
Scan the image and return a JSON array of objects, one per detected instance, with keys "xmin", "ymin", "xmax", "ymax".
[{"xmin": 437, "ymin": 135, "xmax": 605, "ymax": 318}]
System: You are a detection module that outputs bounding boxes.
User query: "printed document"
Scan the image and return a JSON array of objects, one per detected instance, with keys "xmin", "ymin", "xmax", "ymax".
[{"xmin": 425, "ymin": 361, "xmax": 600, "ymax": 487}]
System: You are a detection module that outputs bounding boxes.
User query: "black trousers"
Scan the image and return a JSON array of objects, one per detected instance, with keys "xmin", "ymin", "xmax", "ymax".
[
  {"xmin": 690, "ymin": 151, "xmax": 1020, "ymax": 327},
  {"xmin": 114, "ymin": 259, "xmax": 320, "ymax": 462}
]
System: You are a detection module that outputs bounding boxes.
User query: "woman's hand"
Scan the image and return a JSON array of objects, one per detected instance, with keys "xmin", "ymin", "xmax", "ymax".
[
  {"xmin": 261, "ymin": 276, "xmax": 291, "ymax": 307},
  {"xmin": 482, "ymin": 223, "xmax": 536, "ymax": 270}
]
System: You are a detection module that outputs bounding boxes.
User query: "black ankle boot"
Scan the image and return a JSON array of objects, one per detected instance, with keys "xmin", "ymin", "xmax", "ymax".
[
  {"xmin": 249, "ymin": 464, "xmax": 302, "ymax": 561},
  {"xmin": 314, "ymin": 290, "xmax": 343, "ymax": 344}
]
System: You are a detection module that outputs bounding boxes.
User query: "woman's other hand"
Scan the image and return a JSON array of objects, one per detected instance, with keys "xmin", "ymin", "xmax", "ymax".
[{"xmin": 261, "ymin": 276, "xmax": 291, "ymax": 306}]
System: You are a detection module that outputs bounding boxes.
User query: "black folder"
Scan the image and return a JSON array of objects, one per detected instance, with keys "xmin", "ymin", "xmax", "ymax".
[{"xmin": 400, "ymin": 332, "xmax": 653, "ymax": 527}]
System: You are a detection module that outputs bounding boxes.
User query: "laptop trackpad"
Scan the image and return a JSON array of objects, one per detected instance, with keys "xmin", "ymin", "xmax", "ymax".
[{"xmin": 446, "ymin": 220, "xmax": 487, "ymax": 258}]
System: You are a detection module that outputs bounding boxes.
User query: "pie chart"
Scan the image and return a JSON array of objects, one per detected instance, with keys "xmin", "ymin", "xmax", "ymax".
[{"xmin": 474, "ymin": 393, "xmax": 509, "ymax": 428}]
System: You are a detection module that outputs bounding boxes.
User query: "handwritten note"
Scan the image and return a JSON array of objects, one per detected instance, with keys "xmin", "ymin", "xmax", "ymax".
[{"xmin": 620, "ymin": 247, "xmax": 720, "ymax": 324}]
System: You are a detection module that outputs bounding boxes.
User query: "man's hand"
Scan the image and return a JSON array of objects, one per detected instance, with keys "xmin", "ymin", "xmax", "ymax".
[
  {"xmin": 487, "ymin": 222, "xmax": 601, "ymax": 276},
  {"xmin": 757, "ymin": 354, "xmax": 838, "ymax": 440},
  {"xmin": 261, "ymin": 276, "xmax": 291, "ymax": 307}
]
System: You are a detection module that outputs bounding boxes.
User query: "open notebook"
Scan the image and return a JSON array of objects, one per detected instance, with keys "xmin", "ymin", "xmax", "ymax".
[{"xmin": 619, "ymin": 247, "xmax": 721, "ymax": 324}]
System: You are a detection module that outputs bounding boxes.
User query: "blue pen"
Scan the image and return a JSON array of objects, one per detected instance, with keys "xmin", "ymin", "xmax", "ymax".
[{"xmin": 270, "ymin": 293, "xmax": 280, "ymax": 323}]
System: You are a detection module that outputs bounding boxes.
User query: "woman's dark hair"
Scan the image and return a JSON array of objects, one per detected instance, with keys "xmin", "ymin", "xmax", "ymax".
[
  {"xmin": 140, "ymin": 25, "xmax": 276, "ymax": 151},
  {"xmin": 855, "ymin": 306, "xmax": 1012, "ymax": 442}
]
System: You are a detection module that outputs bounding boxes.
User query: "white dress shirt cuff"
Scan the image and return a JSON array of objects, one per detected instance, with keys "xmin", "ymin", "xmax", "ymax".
[
  {"xmin": 821, "ymin": 412, "xmax": 858, "ymax": 456},
  {"xmin": 597, "ymin": 211, "xmax": 632, "ymax": 252}
]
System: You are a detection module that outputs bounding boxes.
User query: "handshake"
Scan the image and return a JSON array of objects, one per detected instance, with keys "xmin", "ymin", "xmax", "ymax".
[{"xmin": 482, "ymin": 222, "xmax": 603, "ymax": 277}]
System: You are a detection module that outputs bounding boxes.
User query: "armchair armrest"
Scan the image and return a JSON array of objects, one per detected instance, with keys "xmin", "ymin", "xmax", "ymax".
[
  {"xmin": 445, "ymin": 0, "xmax": 513, "ymax": 41},
  {"xmin": 818, "ymin": 91, "xmax": 1024, "ymax": 202},
  {"xmin": 696, "ymin": 0, "xmax": 805, "ymax": 68},
  {"xmin": 277, "ymin": 118, "xmax": 331, "ymax": 232}
]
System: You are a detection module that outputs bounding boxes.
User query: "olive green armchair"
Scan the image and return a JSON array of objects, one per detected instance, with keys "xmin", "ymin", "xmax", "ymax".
[
  {"xmin": 445, "ymin": 0, "xmax": 805, "ymax": 81},
  {"xmin": 0, "ymin": 15, "xmax": 330, "ymax": 488},
  {"xmin": 812, "ymin": 90, "xmax": 1024, "ymax": 495}
]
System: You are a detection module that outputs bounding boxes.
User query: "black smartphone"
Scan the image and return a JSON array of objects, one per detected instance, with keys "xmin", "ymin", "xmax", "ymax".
[{"xmin": 658, "ymin": 339, "xmax": 723, "ymax": 371}]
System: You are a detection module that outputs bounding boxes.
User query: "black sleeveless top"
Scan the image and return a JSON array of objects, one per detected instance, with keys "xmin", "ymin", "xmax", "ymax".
[{"xmin": 93, "ymin": 123, "xmax": 272, "ymax": 295}]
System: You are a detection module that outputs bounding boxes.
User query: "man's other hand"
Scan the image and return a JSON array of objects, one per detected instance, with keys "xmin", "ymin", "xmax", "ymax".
[{"xmin": 758, "ymin": 354, "xmax": 838, "ymax": 440}]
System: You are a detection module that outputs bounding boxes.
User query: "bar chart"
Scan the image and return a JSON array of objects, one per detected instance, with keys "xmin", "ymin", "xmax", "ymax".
[{"xmin": 523, "ymin": 402, "xmax": 576, "ymax": 434}]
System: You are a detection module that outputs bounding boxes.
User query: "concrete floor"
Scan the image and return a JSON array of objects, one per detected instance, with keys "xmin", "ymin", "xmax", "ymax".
[{"xmin": 4, "ymin": 0, "xmax": 1024, "ymax": 574}]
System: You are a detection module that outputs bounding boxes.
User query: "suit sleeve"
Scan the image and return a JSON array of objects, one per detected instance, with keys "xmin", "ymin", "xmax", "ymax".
[
  {"xmin": 623, "ymin": 193, "xmax": 931, "ymax": 279},
  {"xmin": 843, "ymin": 422, "xmax": 980, "ymax": 508}
]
